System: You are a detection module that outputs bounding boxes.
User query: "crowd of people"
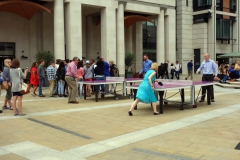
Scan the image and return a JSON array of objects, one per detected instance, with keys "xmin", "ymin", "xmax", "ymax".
[
  {"xmin": 1, "ymin": 53, "xmax": 239, "ymax": 116},
  {"xmin": 217, "ymin": 60, "xmax": 240, "ymax": 83},
  {"xmin": 0, "ymin": 57, "xmax": 119, "ymax": 115}
]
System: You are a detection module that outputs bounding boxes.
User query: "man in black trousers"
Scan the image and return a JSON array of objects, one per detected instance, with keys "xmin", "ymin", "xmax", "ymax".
[
  {"xmin": 163, "ymin": 60, "xmax": 169, "ymax": 79},
  {"xmin": 196, "ymin": 53, "xmax": 219, "ymax": 102}
]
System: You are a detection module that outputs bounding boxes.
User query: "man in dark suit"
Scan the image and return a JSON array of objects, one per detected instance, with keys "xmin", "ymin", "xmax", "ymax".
[
  {"xmin": 163, "ymin": 60, "xmax": 169, "ymax": 79},
  {"xmin": 158, "ymin": 63, "xmax": 165, "ymax": 79}
]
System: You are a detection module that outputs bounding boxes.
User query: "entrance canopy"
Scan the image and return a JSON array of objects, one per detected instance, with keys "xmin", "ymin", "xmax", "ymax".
[
  {"xmin": 124, "ymin": 15, "xmax": 154, "ymax": 28},
  {"xmin": 218, "ymin": 51, "xmax": 240, "ymax": 58},
  {"xmin": 0, "ymin": 0, "xmax": 51, "ymax": 20},
  {"xmin": 96, "ymin": 15, "xmax": 154, "ymax": 28}
]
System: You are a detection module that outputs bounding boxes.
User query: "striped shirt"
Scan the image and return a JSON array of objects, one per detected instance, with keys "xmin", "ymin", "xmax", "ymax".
[{"xmin": 47, "ymin": 65, "xmax": 56, "ymax": 80}]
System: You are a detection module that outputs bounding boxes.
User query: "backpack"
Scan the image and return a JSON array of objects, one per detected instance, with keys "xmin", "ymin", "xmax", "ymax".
[{"xmin": 113, "ymin": 64, "xmax": 119, "ymax": 77}]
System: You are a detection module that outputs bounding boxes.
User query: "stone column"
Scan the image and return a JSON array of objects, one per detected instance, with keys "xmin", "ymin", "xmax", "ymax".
[
  {"xmin": 65, "ymin": 2, "xmax": 82, "ymax": 60},
  {"xmin": 125, "ymin": 26, "xmax": 133, "ymax": 53},
  {"xmin": 54, "ymin": 0, "xmax": 65, "ymax": 60},
  {"xmin": 157, "ymin": 9, "xmax": 165, "ymax": 64},
  {"xmin": 116, "ymin": 4, "xmax": 125, "ymax": 76},
  {"xmin": 165, "ymin": 9, "xmax": 176, "ymax": 64},
  {"xmin": 101, "ymin": 7, "xmax": 117, "ymax": 63},
  {"xmin": 135, "ymin": 22, "xmax": 143, "ymax": 72}
]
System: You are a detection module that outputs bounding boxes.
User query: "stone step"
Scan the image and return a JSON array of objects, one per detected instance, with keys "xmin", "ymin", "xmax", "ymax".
[
  {"xmin": 226, "ymin": 81, "xmax": 240, "ymax": 85},
  {"xmin": 216, "ymin": 83, "xmax": 240, "ymax": 89}
]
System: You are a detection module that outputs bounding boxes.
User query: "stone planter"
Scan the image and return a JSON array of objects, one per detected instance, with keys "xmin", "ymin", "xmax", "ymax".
[
  {"xmin": 125, "ymin": 72, "xmax": 133, "ymax": 78},
  {"xmin": 43, "ymin": 78, "xmax": 49, "ymax": 87}
]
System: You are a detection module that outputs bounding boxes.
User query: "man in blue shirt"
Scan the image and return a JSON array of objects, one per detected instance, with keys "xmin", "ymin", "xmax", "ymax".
[
  {"xmin": 102, "ymin": 57, "xmax": 110, "ymax": 77},
  {"xmin": 228, "ymin": 63, "xmax": 240, "ymax": 81},
  {"xmin": 140, "ymin": 54, "xmax": 152, "ymax": 75},
  {"xmin": 196, "ymin": 53, "xmax": 219, "ymax": 103},
  {"xmin": 185, "ymin": 60, "xmax": 193, "ymax": 80}
]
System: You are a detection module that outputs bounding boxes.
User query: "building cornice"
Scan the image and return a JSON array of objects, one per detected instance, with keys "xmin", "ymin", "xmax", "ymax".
[{"xmin": 116, "ymin": 0, "xmax": 175, "ymax": 10}]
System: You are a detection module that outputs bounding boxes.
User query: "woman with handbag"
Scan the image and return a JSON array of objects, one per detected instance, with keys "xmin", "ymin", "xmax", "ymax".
[
  {"xmin": 2, "ymin": 59, "xmax": 13, "ymax": 110},
  {"xmin": 10, "ymin": 59, "xmax": 27, "ymax": 116}
]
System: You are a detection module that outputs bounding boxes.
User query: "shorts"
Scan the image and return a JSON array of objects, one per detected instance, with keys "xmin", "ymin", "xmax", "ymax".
[
  {"xmin": 12, "ymin": 92, "xmax": 22, "ymax": 97},
  {"xmin": 84, "ymin": 78, "xmax": 92, "ymax": 81},
  {"xmin": 6, "ymin": 87, "xmax": 12, "ymax": 100}
]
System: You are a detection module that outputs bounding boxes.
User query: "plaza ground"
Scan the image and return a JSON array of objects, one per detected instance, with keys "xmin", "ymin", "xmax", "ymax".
[{"xmin": 0, "ymin": 75, "xmax": 239, "ymax": 160}]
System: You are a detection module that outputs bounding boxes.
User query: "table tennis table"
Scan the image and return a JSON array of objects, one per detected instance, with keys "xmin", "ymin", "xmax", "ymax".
[
  {"xmin": 79, "ymin": 77, "xmax": 143, "ymax": 102},
  {"xmin": 126, "ymin": 80, "xmax": 216, "ymax": 114}
]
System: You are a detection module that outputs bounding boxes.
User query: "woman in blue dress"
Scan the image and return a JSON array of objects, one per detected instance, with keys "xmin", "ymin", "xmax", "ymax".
[{"xmin": 128, "ymin": 62, "xmax": 159, "ymax": 116}]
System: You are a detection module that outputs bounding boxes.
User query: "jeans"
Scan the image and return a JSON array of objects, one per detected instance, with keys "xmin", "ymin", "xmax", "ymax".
[
  {"xmin": 175, "ymin": 71, "xmax": 180, "ymax": 80},
  {"xmin": 39, "ymin": 79, "xmax": 44, "ymax": 96},
  {"xmin": 78, "ymin": 78, "xmax": 83, "ymax": 97},
  {"xmin": 95, "ymin": 76, "xmax": 105, "ymax": 92},
  {"xmin": 58, "ymin": 80, "xmax": 65, "ymax": 95}
]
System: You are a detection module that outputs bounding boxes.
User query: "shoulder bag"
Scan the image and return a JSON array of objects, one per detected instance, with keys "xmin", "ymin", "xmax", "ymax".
[{"xmin": 18, "ymin": 68, "xmax": 30, "ymax": 95}]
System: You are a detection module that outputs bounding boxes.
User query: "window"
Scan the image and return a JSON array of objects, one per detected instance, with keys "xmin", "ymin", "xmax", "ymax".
[
  {"xmin": 186, "ymin": 0, "xmax": 188, "ymax": 6},
  {"xmin": 230, "ymin": 0, "xmax": 236, "ymax": 12},
  {"xmin": 193, "ymin": 0, "xmax": 212, "ymax": 11},
  {"xmin": 0, "ymin": 42, "xmax": 15, "ymax": 56},
  {"xmin": 216, "ymin": 19, "xmax": 233, "ymax": 40},
  {"xmin": 216, "ymin": 0, "xmax": 236, "ymax": 12}
]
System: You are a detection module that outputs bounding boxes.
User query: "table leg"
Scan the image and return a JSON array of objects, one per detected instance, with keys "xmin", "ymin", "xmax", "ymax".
[
  {"xmin": 133, "ymin": 89, "xmax": 137, "ymax": 110},
  {"xmin": 95, "ymin": 86, "xmax": 98, "ymax": 102},
  {"xmin": 158, "ymin": 91, "xmax": 164, "ymax": 114},
  {"xmin": 207, "ymin": 86, "xmax": 211, "ymax": 105},
  {"xmin": 180, "ymin": 89, "xmax": 184, "ymax": 110},
  {"xmin": 84, "ymin": 84, "xmax": 86, "ymax": 100}
]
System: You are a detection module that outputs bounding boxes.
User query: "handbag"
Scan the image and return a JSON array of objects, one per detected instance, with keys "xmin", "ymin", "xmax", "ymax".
[
  {"xmin": 2, "ymin": 80, "xmax": 8, "ymax": 89},
  {"xmin": 234, "ymin": 63, "xmax": 240, "ymax": 71},
  {"xmin": 18, "ymin": 68, "xmax": 30, "ymax": 95}
]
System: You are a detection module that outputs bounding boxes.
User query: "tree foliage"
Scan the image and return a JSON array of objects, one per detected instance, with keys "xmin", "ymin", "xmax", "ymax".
[
  {"xmin": 35, "ymin": 51, "xmax": 54, "ymax": 68},
  {"xmin": 125, "ymin": 52, "xmax": 135, "ymax": 71}
]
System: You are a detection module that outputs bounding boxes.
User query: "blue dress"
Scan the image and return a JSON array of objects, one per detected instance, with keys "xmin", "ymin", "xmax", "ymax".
[{"xmin": 136, "ymin": 69, "xmax": 157, "ymax": 103}]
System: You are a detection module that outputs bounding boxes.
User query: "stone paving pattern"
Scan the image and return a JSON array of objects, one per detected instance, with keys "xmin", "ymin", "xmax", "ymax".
[{"xmin": 0, "ymin": 76, "xmax": 239, "ymax": 160}]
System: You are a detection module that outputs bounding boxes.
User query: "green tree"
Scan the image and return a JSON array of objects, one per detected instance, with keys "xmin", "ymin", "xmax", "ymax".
[
  {"xmin": 35, "ymin": 51, "xmax": 54, "ymax": 68},
  {"xmin": 125, "ymin": 52, "xmax": 135, "ymax": 72}
]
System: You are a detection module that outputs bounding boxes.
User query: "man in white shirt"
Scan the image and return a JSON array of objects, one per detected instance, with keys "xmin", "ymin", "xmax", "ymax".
[{"xmin": 175, "ymin": 61, "xmax": 181, "ymax": 80}]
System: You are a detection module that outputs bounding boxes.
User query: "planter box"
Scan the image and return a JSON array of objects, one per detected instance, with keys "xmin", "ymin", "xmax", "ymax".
[
  {"xmin": 43, "ymin": 78, "xmax": 49, "ymax": 87},
  {"xmin": 125, "ymin": 72, "xmax": 133, "ymax": 78}
]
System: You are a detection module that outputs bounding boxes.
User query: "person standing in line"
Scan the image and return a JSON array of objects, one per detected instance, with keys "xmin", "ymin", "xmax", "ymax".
[
  {"xmin": 77, "ymin": 60, "xmax": 84, "ymax": 98},
  {"xmin": 84, "ymin": 60, "xmax": 94, "ymax": 97},
  {"xmin": 90, "ymin": 59, "xmax": 96, "ymax": 94},
  {"xmin": 94, "ymin": 59, "xmax": 105, "ymax": 94},
  {"xmin": 30, "ymin": 62, "xmax": 39, "ymax": 96},
  {"xmin": 170, "ymin": 63, "xmax": 175, "ymax": 79},
  {"xmin": 56, "ymin": 61, "xmax": 66, "ymax": 98},
  {"xmin": 196, "ymin": 53, "xmax": 218, "ymax": 102},
  {"xmin": 174, "ymin": 61, "xmax": 181, "ymax": 80},
  {"xmin": 2, "ymin": 59, "xmax": 13, "ymax": 110},
  {"xmin": 38, "ymin": 59, "xmax": 45, "ymax": 97},
  {"xmin": 10, "ymin": 59, "xmax": 27, "ymax": 116},
  {"xmin": 163, "ymin": 60, "xmax": 169, "ymax": 79},
  {"xmin": 102, "ymin": 57, "xmax": 110, "ymax": 78},
  {"xmin": 128, "ymin": 63, "xmax": 159, "ymax": 116},
  {"xmin": 64, "ymin": 59, "xmax": 70, "ymax": 96},
  {"xmin": 185, "ymin": 60, "xmax": 193, "ymax": 80},
  {"xmin": 140, "ymin": 54, "xmax": 152, "ymax": 76},
  {"xmin": 109, "ymin": 60, "xmax": 119, "ymax": 92},
  {"xmin": 157, "ymin": 63, "xmax": 165, "ymax": 79},
  {"xmin": 47, "ymin": 61, "xmax": 56, "ymax": 97},
  {"xmin": 65, "ymin": 57, "xmax": 80, "ymax": 104}
]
